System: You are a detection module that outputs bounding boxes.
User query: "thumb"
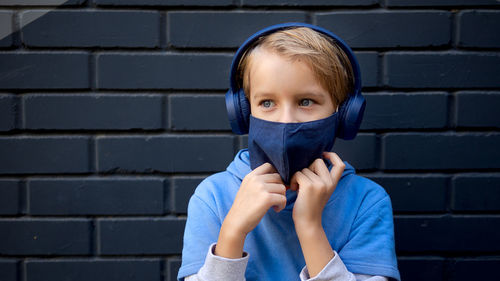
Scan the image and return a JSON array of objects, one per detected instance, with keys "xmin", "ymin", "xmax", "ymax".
[{"xmin": 289, "ymin": 174, "xmax": 299, "ymax": 191}]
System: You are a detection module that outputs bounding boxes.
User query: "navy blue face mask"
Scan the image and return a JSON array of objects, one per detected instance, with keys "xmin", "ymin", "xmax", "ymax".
[{"xmin": 248, "ymin": 113, "xmax": 338, "ymax": 185}]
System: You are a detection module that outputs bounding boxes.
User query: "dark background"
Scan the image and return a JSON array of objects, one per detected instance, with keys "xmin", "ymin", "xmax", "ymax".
[{"xmin": 0, "ymin": 1, "xmax": 499, "ymax": 281}]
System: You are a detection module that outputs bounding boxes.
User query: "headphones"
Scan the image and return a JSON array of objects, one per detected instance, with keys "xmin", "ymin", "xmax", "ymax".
[{"xmin": 225, "ymin": 22, "xmax": 365, "ymax": 140}]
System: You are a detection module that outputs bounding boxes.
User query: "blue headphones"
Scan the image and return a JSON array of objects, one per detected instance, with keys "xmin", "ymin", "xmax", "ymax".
[{"xmin": 225, "ymin": 22, "xmax": 365, "ymax": 140}]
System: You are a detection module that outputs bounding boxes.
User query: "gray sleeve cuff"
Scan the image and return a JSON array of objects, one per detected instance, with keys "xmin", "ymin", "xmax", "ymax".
[
  {"xmin": 299, "ymin": 250, "xmax": 355, "ymax": 281},
  {"xmin": 197, "ymin": 243, "xmax": 249, "ymax": 281},
  {"xmin": 299, "ymin": 251, "xmax": 389, "ymax": 281}
]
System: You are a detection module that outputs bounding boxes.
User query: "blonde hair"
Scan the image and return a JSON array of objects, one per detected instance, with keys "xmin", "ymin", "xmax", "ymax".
[{"xmin": 237, "ymin": 27, "xmax": 354, "ymax": 107}]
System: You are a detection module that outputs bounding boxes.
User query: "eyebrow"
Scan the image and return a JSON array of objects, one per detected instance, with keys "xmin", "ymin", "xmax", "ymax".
[
  {"xmin": 251, "ymin": 92, "xmax": 275, "ymax": 101},
  {"xmin": 252, "ymin": 91, "xmax": 327, "ymax": 101},
  {"xmin": 296, "ymin": 92, "xmax": 327, "ymax": 100}
]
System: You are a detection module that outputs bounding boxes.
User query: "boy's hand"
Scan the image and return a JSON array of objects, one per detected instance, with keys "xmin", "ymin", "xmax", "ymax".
[
  {"xmin": 289, "ymin": 152, "xmax": 345, "ymax": 277},
  {"xmin": 216, "ymin": 162, "xmax": 286, "ymax": 258},
  {"xmin": 225, "ymin": 162, "xmax": 287, "ymax": 235},
  {"xmin": 290, "ymin": 152, "xmax": 345, "ymax": 231}
]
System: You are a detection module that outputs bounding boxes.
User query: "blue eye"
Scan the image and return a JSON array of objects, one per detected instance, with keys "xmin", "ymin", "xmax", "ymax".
[
  {"xmin": 300, "ymin": 99, "xmax": 313, "ymax": 106},
  {"xmin": 261, "ymin": 100, "xmax": 274, "ymax": 108}
]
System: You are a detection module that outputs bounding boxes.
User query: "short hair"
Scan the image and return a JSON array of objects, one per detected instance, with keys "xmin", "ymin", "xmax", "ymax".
[{"xmin": 237, "ymin": 27, "xmax": 354, "ymax": 108}]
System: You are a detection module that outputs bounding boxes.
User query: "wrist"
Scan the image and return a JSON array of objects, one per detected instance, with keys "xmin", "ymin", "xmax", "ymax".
[
  {"xmin": 294, "ymin": 217, "xmax": 322, "ymax": 234},
  {"xmin": 220, "ymin": 217, "xmax": 248, "ymax": 241},
  {"xmin": 295, "ymin": 220, "xmax": 323, "ymax": 239},
  {"xmin": 216, "ymin": 223, "xmax": 247, "ymax": 259},
  {"xmin": 220, "ymin": 223, "xmax": 246, "ymax": 243}
]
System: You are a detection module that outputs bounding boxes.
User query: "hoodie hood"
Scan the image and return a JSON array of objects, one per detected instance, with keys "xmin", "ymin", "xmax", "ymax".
[{"xmin": 227, "ymin": 149, "xmax": 356, "ymax": 209}]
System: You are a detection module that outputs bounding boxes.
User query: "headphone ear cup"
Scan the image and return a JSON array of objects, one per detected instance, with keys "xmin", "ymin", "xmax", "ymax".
[
  {"xmin": 225, "ymin": 88, "xmax": 251, "ymax": 135},
  {"xmin": 337, "ymin": 93, "xmax": 366, "ymax": 140},
  {"xmin": 238, "ymin": 88, "xmax": 251, "ymax": 133}
]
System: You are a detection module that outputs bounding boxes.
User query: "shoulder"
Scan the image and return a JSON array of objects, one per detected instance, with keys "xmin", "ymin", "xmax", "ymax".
[
  {"xmin": 189, "ymin": 170, "xmax": 241, "ymax": 214},
  {"xmin": 347, "ymin": 174, "xmax": 388, "ymax": 200},
  {"xmin": 339, "ymin": 173, "xmax": 391, "ymax": 216},
  {"xmin": 192, "ymin": 149, "xmax": 249, "ymax": 202},
  {"xmin": 193, "ymin": 171, "xmax": 240, "ymax": 197}
]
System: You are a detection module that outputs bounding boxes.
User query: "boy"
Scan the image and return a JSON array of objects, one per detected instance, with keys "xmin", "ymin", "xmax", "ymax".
[{"xmin": 178, "ymin": 23, "xmax": 400, "ymax": 281}]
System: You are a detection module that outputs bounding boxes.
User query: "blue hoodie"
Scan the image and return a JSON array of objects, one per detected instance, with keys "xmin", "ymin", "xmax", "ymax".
[{"xmin": 178, "ymin": 149, "xmax": 400, "ymax": 281}]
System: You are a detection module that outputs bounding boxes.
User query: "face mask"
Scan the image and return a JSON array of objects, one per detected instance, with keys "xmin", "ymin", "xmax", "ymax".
[{"xmin": 248, "ymin": 113, "xmax": 338, "ymax": 185}]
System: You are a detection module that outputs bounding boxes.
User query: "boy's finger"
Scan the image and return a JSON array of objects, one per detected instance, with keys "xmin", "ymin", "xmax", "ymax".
[
  {"xmin": 310, "ymin": 158, "xmax": 332, "ymax": 185},
  {"xmin": 261, "ymin": 173, "xmax": 284, "ymax": 184},
  {"xmin": 269, "ymin": 194, "xmax": 287, "ymax": 212},
  {"xmin": 289, "ymin": 174, "xmax": 299, "ymax": 191},
  {"xmin": 302, "ymin": 168, "xmax": 329, "ymax": 193},
  {"xmin": 301, "ymin": 168, "xmax": 320, "ymax": 183},
  {"xmin": 290, "ymin": 170, "xmax": 311, "ymax": 191},
  {"xmin": 293, "ymin": 171, "xmax": 312, "ymax": 189},
  {"xmin": 266, "ymin": 183, "xmax": 287, "ymax": 196},
  {"xmin": 252, "ymin": 162, "xmax": 277, "ymax": 175},
  {"xmin": 322, "ymin": 152, "xmax": 345, "ymax": 184}
]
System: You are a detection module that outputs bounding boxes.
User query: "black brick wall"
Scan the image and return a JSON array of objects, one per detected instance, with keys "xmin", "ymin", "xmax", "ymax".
[{"xmin": 0, "ymin": 1, "xmax": 498, "ymax": 281}]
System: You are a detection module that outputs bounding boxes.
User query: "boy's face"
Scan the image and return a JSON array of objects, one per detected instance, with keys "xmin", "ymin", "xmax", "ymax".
[{"xmin": 248, "ymin": 48, "xmax": 336, "ymax": 123}]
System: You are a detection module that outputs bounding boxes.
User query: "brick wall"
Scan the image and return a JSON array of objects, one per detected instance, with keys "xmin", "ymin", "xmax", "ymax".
[{"xmin": 0, "ymin": 1, "xmax": 499, "ymax": 280}]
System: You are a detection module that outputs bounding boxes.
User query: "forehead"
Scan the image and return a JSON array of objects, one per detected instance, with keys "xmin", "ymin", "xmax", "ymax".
[
  {"xmin": 248, "ymin": 49, "xmax": 329, "ymax": 98},
  {"xmin": 245, "ymin": 44, "xmax": 328, "ymax": 89}
]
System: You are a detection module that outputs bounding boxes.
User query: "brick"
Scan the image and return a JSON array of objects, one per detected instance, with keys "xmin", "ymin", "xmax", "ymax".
[
  {"xmin": 0, "ymin": 137, "xmax": 90, "ymax": 174},
  {"xmin": 366, "ymin": 175, "xmax": 448, "ymax": 213},
  {"xmin": 97, "ymin": 135, "xmax": 234, "ymax": 173},
  {"xmin": 384, "ymin": 52, "xmax": 500, "ymax": 89},
  {"xmin": 97, "ymin": 53, "xmax": 232, "ymax": 90},
  {"xmin": 167, "ymin": 258, "xmax": 181, "ymax": 281},
  {"xmin": 0, "ymin": 219, "xmax": 91, "ymax": 255},
  {"xmin": 456, "ymin": 91, "xmax": 500, "ymax": 128},
  {"xmin": 173, "ymin": 176, "xmax": 205, "ymax": 214},
  {"xmin": 21, "ymin": 10, "xmax": 160, "ymax": 48},
  {"xmin": 243, "ymin": 0, "xmax": 377, "ymax": 6},
  {"xmin": 0, "ymin": 0, "xmax": 85, "ymax": 5},
  {"xmin": 457, "ymin": 11, "xmax": 500, "ymax": 48},
  {"xmin": 0, "ymin": 180, "xmax": 20, "ymax": 215},
  {"xmin": 397, "ymin": 258, "xmax": 445, "ymax": 281},
  {"xmin": 333, "ymin": 133, "xmax": 377, "ymax": 170},
  {"xmin": 382, "ymin": 133, "xmax": 500, "ymax": 170},
  {"xmin": 168, "ymin": 11, "xmax": 307, "ymax": 48},
  {"xmin": 95, "ymin": 0, "xmax": 234, "ymax": 6},
  {"xmin": 0, "ymin": 11, "xmax": 13, "ymax": 47},
  {"xmin": 26, "ymin": 259, "xmax": 161, "ymax": 281},
  {"xmin": 99, "ymin": 218, "xmax": 185, "ymax": 255},
  {"xmin": 24, "ymin": 94, "xmax": 163, "ymax": 130},
  {"xmin": 361, "ymin": 92, "xmax": 448, "ymax": 130},
  {"xmin": 386, "ymin": 0, "xmax": 500, "ymax": 6},
  {"xmin": 395, "ymin": 215, "xmax": 500, "ymax": 253},
  {"xmin": 449, "ymin": 258, "xmax": 500, "ymax": 281},
  {"xmin": 29, "ymin": 178, "xmax": 164, "ymax": 215},
  {"xmin": 0, "ymin": 52, "xmax": 89, "ymax": 89},
  {"xmin": 355, "ymin": 52, "xmax": 378, "ymax": 88},
  {"xmin": 317, "ymin": 11, "xmax": 451, "ymax": 48},
  {"xmin": 451, "ymin": 174, "xmax": 500, "ymax": 212},
  {"xmin": 0, "ymin": 259, "xmax": 17, "ymax": 281},
  {"xmin": 0, "ymin": 94, "xmax": 17, "ymax": 131},
  {"xmin": 170, "ymin": 94, "xmax": 229, "ymax": 131}
]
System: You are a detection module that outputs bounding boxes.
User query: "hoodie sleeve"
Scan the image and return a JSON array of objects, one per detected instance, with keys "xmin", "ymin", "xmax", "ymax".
[
  {"xmin": 185, "ymin": 243, "xmax": 249, "ymax": 281},
  {"xmin": 338, "ymin": 193, "xmax": 400, "ymax": 281},
  {"xmin": 299, "ymin": 250, "xmax": 389, "ymax": 281},
  {"xmin": 177, "ymin": 192, "xmax": 223, "ymax": 280}
]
